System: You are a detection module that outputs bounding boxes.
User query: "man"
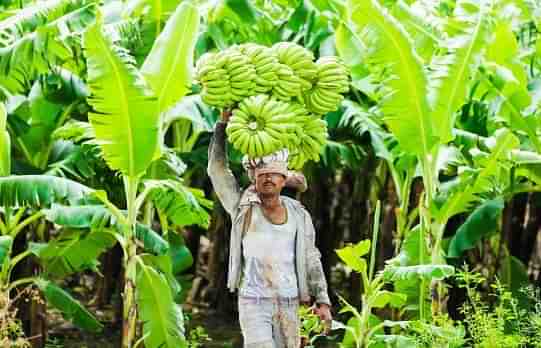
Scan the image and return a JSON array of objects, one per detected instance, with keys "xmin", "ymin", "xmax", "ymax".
[{"xmin": 207, "ymin": 113, "xmax": 332, "ymax": 348}]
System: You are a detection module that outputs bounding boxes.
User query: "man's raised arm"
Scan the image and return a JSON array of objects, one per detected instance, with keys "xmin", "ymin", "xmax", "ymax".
[{"xmin": 207, "ymin": 116, "xmax": 241, "ymax": 216}]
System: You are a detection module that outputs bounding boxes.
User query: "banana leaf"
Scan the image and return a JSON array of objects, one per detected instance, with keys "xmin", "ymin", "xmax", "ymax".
[
  {"xmin": 144, "ymin": 180, "xmax": 212, "ymax": 228},
  {"xmin": 0, "ymin": 175, "xmax": 93, "ymax": 208},
  {"xmin": 447, "ymin": 198, "xmax": 504, "ymax": 258},
  {"xmin": 383, "ymin": 264, "xmax": 455, "ymax": 282},
  {"xmin": 0, "ymin": 236, "xmax": 12, "ymax": 265},
  {"xmin": 83, "ymin": 19, "xmax": 159, "ymax": 177},
  {"xmin": 136, "ymin": 263, "xmax": 186, "ymax": 348},
  {"xmin": 347, "ymin": 0, "xmax": 437, "ymax": 156},
  {"xmin": 30, "ymin": 229, "xmax": 116, "ymax": 278},
  {"xmin": 427, "ymin": 0, "xmax": 490, "ymax": 143},
  {"xmin": 44, "ymin": 203, "xmax": 169, "ymax": 255},
  {"xmin": 141, "ymin": 0, "xmax": 200, "ymax": 113},
  {"xmin": 36, "ymin": 278, "xmax": 103, "ymax": 332}
]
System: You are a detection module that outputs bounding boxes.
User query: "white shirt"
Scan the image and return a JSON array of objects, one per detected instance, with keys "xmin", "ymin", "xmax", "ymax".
[{"xmin": 239, "ymin": 202, "xmax": 298, "ymax": 298}]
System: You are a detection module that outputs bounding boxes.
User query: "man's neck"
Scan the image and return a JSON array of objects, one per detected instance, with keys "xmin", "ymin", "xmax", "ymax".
[{"xmin": 259, "ymin": 194, "xmax": 281, "ymax": 210}]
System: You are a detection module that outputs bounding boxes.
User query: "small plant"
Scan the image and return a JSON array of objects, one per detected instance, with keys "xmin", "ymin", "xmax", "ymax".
[
  {"xmin": 407, "ymin": 315, "xmax": 465, "ymax": 348},
  {"xmin": 298, "ymin": 304, "xmax": 326, "ymax": 347},
  {"xmin": 44, "ymin": 337, "xmax": 64, "ymax": 348},
  {"xmin": 0, "ymin": 289, "xmax": 30, "ymax": 348},
  {"xmin": 457, "ymin": 268, "xmax": 526, "ymax": 347},
  {"xmin": 518, "ymin": 285, "xmax": 541, "ymax": 347},
  {"xmin": 186, "ymin": 325, "xmax": 211, "ymax": 348},
  {"xmin": 183, "ymin": 313, "xmax": 212, "ymax": 348}
]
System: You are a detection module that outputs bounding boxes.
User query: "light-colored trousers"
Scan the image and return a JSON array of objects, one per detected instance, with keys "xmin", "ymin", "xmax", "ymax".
[{"xmin": 238, "ymin": 297, "xmax": 300, "ymax": 348}]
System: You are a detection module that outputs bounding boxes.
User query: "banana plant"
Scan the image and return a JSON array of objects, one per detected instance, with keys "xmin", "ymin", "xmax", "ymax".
[
  {"xmin": 0, "ymin": 175, "xmax": 105, "ymax": 334},
  {"xmin": 0, "ymin": 0, "xmax": 95, "ymax": 173},
  {"xmin": 0, "ymin": 173, "xmax": 198, "ymax": 337},
  {"xmin": 0, "ymin": 0, "xmax": 96, "ymax": 95},
  {"xmin": 337, "ymin": 202, "xmax": 457, "ymax": 347},
  {"xmin": 337, "ymin": 202, "xmax": 407, "ymax": 348},
  {"xmin": 344, "ymin": 0, "xmax": 497, "ymax": 319},
  {"xmin": 82, "ymin": 0, "xmax": 200, "ymax": 345}
]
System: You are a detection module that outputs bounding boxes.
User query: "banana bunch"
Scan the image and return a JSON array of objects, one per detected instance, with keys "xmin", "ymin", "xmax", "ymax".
[
  {"xmin": 288, "ymin": 152, "xmax": 305, "ymax": 170},
  {"xmin": 221, "ymin": 48, "xmax": 257, "ymax": 102},
  {"xmin": 272, "ymin": 63, "xmax": 302, "ymax": 101},
  {"xmin": 273, "ymin": 42, "xmax": 317, "ymax": 91},
  {"xmin": 288, "ymin": 117, "xmax": 328, "ymax": 169},
  {"xmin": 282, "ymin": 102, "xmax": 311, "ymax": 149},
  {"xmin": 226, "ymin": 95, "xmax": 295, "ymax": 158},
  {"xmin": 239, "ymin": 43, "xmax": 280, "ymax": 94},
  {"xmin": 305, "ymin": 56, "xmax": 350, "ymax": 115},
  {"xmin": 195, "ymin": 52, "xmax": 234, "ymax": 108}
]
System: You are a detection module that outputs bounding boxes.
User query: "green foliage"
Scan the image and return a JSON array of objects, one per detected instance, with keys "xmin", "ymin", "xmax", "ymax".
[
  {"xmin": 45, "ymin": 142, "xmax": 100, "ymax": 181},
  {"xmin": 347, "ymin": 0, "xmax": 436, "ymax": 156},
  {"xmin": 0, "ymin": 1, "xmax": 96, "ymax": 94},
  {"xmin": 382, "ymin": 264, "xmax": 455, "ymax": 282},
  {"xmin": 142, "ymin": 180, "xmax": 212, "ymax": 229},
  {"xmin": 83, "ymin": 19, "xmax": 160, "ymax": 177},
  {"xmin": 186, "ymin": 325, "xmax": 211, "ymax": 348},
  {"xmin": 43, "ymin": 203, "xmax": 170, "ymax": 255},
  {"xmin": 1, "ymin": 0, "xmax": 541, "ymax": 346},
  {"xmin": 141, "ymin": 0, "xmax": 200, "ymax": 114},
  {"xmin": 30, "ymin": 229, "xmax": 116, "ymax": 277},
  {"xmin": 447, "ymin": 198, "xmax": 504, "ymax": 258},
  {"xmin": 434, "ymin": 129, "xmax": 519, "ymax": 224},
  {"xmin": 336, "ymin": 239, "xmax": 370, "ymax": 274},
  {"xmin": 167, "ymin": 232, "xmax": 193, "ymax": 275},
  {"xmin": 0, "ymin": 102, "xmax": 10, "ymax": 176},
  {"xmin": 0, "ymin": 236, "xmax": 12, "ymax": 265},
  {"xmin": 162, "ymin": 95, "xmax": 215, "ymax": 136},
  {"xmin": 390, "ymin": 1, "xmax": 441, "ymax": 63},
  {"xmin": 135, "ymin": 223, "xmax": 170, "ymax": 256},
  {"xmin": 136, "ymin": 262, "xmax": 186, "ymax": 348},
  {"xmin": 499, "ymin": 254, "xmax": 529, "ymax": 296},
  {"xmin": 427, "ymin": 0, "xmax": 490, "ymax": 143},
  {"xmin": 457, "ymin": 269, "xmax": 528, "ymax": 347},
  {"xmin": 36, "ymin": 278, "xmax": 103, "ymax": 333},
  {"xmin": 298, "ymin": 305, "xmax": 327, "ymax": 347},
  {"xmin": 0, "ymin": 175, "xmax": 92, "ymax": 208}
]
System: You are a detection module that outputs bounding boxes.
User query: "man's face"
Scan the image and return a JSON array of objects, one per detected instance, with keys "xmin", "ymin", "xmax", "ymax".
[{"xmin": 255, "ymin": 172, "xmax": 286, "ymax": 196}]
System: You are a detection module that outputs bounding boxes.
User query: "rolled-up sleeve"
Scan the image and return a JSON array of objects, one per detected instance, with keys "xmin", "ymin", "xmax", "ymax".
[
  {"xmin": 303, "ymin": 210, "xmax": 331, "ymax": 305},
  {"xmin": 207, "ymin": 122, "xmax": 241, "ymax": 216}
]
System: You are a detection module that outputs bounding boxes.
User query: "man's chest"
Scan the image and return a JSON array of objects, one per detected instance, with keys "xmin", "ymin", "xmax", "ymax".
[{"xmin": 243, "ymin": 206, "xmax": 297, "ymax": 260}]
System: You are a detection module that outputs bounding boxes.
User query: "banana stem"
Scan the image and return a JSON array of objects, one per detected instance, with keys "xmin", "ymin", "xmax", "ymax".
[{"xmin": 121, "ymin": 176, "xmax": 139, "ymax": 348}]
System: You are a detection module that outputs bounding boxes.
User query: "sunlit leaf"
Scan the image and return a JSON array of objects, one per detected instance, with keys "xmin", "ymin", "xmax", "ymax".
[
  {"xmin": 0, "ymin": 175, "xmax": 92, "ymax": 208},
  {"xmin": 136, "ymin": 263, "xmax": 186, "ymax": 347},
  {"xmin": 383, "ymin": 264, "xmax": 455, "ymax": 281},
  {"xmin": 141, "ymin": 0, "xmax": 200, "ymax": 113},
  {"xmin": 30, "ymin": 229, "xmax": 116, "ymax": 277},
  {"xmin": 0, "ymin": 102, "xmax": 10, "ymax": 176},
  {"xmin": 336, "ymin": 240, "xmax": 370, "ymax": 273},
  {"xmin": 347, "ymin": 0, "xmax": 437, "ymax": 156},
  {"xmin": 83, "ymin": 19, "xmax": 159, "ymax": 177}
]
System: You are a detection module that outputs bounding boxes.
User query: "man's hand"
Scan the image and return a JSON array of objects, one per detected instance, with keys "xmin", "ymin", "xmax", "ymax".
[
  {"xmin": 221, "ymin": 109, "xmax": 232, "ymax": 123},
  {"xmin": 313, "ymin": 303, "xmax": 332, "ymax": 334}
]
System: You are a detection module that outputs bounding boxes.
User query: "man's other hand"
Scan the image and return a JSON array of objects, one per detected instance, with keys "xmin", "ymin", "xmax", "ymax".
[{"xmin": 313, "ymin": 303, "xmax": 332, "ymax": 335}]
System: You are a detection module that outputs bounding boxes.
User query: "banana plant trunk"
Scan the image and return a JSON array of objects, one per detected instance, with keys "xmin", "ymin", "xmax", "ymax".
[
  {"xmin": 122, "ymin": 241, "xmax": 137, "ymax": 348},
  {"xmin": 121, "ymin": 177, "xmax": 139, "ymax": 348}
]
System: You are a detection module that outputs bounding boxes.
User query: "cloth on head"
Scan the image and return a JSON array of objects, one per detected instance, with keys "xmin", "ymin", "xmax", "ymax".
[
  {"xmin": 242, "ymin": 149, "xmax": 289, "ymax": 181},
  {"xmin": 254, "ymin": 161, "xmax": 288, "ymax": 178}
]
